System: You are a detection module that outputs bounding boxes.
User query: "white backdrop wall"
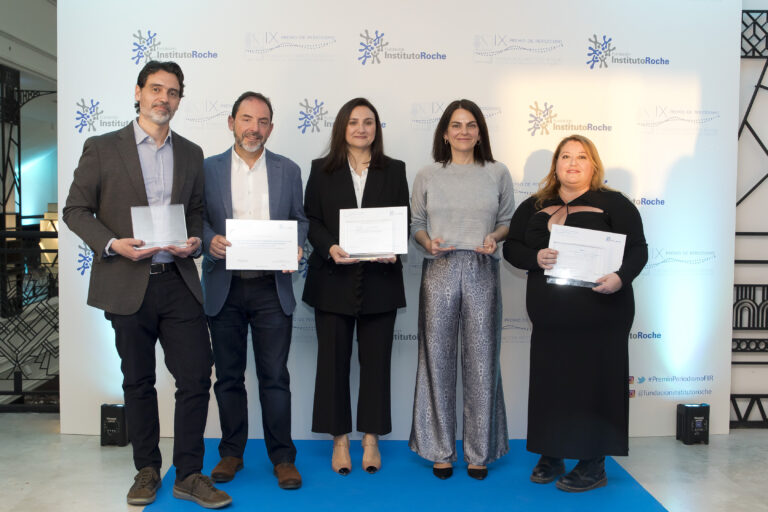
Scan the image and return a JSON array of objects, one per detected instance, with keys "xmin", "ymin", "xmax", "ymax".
[{"xmin": 58, "ymin": 0, "xmax": 739, "ymax": 439}]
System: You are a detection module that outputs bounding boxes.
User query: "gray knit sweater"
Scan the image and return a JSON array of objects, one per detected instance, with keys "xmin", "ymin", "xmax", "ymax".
[{"xmin": 410, "ymin": 160, "xmax": 515, "ymax": 259}]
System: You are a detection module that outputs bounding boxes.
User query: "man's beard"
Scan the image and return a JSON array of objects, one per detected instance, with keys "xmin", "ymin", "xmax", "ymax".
[
  {"xmin": 147, "ymin": 103, "xmax": 173, "ymax": 124},
  {"xmin": 237, "ymin": 132, "xmax": 263, "ymax": 153}
]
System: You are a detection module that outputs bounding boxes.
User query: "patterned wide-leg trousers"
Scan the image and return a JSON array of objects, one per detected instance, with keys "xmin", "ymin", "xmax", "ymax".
[{"xmin": 409, "ymin": 251, "xmax": 509, "ymax": 465}]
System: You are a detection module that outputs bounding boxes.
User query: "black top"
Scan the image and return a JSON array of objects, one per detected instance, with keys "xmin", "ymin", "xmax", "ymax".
[
  {"xmin": 503, "ymin": 189, "xmax": 647, "ymax": 286},
  {"xmin": 502, "ymin": 188, "xmax": 648, "ymax": 459},
  {"xmin": 302, "ymin": 156, "xmax": 410, "ymax": 316}
]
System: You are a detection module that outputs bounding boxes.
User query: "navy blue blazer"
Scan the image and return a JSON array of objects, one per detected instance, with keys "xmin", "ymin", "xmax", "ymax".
[{"xmin": 201, "ymin": 148, "xmax": 309, "ymax": 317}]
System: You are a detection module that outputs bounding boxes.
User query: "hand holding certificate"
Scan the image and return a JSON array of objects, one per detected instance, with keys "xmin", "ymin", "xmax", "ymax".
[
  {"xmin": 338, "ymin": 206, "xmax": 408, "ymax": 260},
  {"xmin": 225, "ymin": 219, "xmax": 298, "ymax": 271},
  {"xmin": 131, "ymin": 204, "xmax": 189, "ymax": 249},
  {"xmin": 545, "ymin": 224, "xmax": 626, "ymax": 288}
]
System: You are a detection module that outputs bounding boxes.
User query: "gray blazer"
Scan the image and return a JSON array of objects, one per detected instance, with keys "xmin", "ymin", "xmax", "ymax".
[
  {"xmin": 63, "ymin": 123, "xmax": 205, "ymax": 315},
  {"xmin": 201, "ymin": 148, "xmax": 308, "ymax": 317}
]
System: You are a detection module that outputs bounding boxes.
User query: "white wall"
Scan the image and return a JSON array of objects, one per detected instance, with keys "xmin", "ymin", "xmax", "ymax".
[
  {"xmin": 0, "ymin": 0, "xmax": 56, "ymax": 83},
  {"xmin": 0, "ymin": 0, "xmax": 57, "ymax": 220},
  {"xmin": 57, "ymin": 0, "xmax": 740, "ymax": 439}
]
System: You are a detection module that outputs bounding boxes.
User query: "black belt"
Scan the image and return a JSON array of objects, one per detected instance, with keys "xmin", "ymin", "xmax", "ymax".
[
  {"xmin": 149, "ymin": 262, "xmax": 177, "ymax": 275},
  {"xmin": 233, "ymin": 270, "xmax": 271, "ymax": 279}
]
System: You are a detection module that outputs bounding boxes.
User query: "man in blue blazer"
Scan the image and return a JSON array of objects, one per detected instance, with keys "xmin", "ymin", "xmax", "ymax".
[{"xmin": 201, "ymin": 91, "xmax": 308, "ymax": 490}]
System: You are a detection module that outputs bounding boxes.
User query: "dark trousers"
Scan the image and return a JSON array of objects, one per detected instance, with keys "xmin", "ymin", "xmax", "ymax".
[
  {"xmin": 108, "ymin": 269, "xmax": 213, "ymax": 481},
  {"xmin": 311, "ymin": 309, "xmax": 397, "ymax": 436},
  {"xmin": 208, "ymin": 275, "xmax": 296, "ymax": 465}
]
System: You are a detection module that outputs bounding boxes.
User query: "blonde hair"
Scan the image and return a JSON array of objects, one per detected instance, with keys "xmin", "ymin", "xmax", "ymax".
[{"xmin": 534, "ymin": 134, "xmax": 608, "ymax": 208}]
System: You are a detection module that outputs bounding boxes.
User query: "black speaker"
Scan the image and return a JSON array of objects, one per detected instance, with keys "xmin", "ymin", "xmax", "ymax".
[
  {"xmin": 676, "ymin": 403, "xmax": 709, "ymax": 445},
  {"xmin": 101, "ymin": 404, "xmax": 128, "ymax": 446}
]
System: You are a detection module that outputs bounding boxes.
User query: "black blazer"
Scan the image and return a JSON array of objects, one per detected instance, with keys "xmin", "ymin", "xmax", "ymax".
[{"xmin": 302, "ymin": 156, "xmax": 409, "ymax": 316}]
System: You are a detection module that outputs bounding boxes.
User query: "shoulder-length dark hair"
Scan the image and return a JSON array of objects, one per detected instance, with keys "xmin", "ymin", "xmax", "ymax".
[
  {"xmin": 321, "ymin": 97, "xmax": 385, "ymax": 174},
  {"xmin": 533, "ymin": 134, "xmax": 610, "ymax": 207},
  {"xmin": 432, "ymin": 99, "xmax": 494, "ymax": 166}
]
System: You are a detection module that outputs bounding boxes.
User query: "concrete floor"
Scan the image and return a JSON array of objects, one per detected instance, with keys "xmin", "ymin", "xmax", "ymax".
[
  {"xmin": 2, "ymin": 413, "xmax": 765, "ymax": 512},
  {"xmin": 618, "ymin": 431, "xmax": 768, "ymax": 512}
]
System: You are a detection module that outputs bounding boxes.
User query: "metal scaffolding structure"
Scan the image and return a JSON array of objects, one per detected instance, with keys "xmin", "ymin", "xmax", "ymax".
[
  {"xmin": 731, "ymin": 11, "xmax": 768, "ymax": 428},
  {"xmin": 0, "ymin": 63, "xmax": 58, "ymax": 412}
]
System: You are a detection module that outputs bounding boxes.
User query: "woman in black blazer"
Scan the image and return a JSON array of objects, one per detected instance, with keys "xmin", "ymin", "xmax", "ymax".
[{"xmin": 303, "ymin": 97, "xmax": 409, "ymax": 475}]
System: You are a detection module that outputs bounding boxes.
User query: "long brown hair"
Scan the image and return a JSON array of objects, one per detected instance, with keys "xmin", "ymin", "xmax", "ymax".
[
  {"xmin": 320, "ymin": 98, "xmax": 385, "ymax": 174},
  {"xmin": 432, "ymin": 99, "xmax": 495, "ymax": 166},
  {"xmin": 534, "ymin": 134, "xmax": 608, "ymax": 207}
]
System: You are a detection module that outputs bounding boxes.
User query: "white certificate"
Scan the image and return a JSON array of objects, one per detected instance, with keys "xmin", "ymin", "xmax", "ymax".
[
  {"xmin": 339, "ymin": 206, "xmax": 408, "ymax": 259},
  {"xmin": 545, "ymin": 224, "xmax": 626, "ymax": 287},
  {"xmin": 131, "ymin": 204, "xmax": 188, "ymax": 249},
  {"xmin": 225, "ymin": 219, "xmax": 298, "ymax": 271}
]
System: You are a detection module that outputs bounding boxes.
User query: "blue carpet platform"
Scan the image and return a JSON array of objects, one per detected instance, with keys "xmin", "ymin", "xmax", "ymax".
[{"xmin": 152, "ymin": 439, "xmax": 665, "ymax": 511}]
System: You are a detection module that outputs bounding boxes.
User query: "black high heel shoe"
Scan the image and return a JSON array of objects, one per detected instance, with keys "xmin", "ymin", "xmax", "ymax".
[
  {"xmin": 467, "ymin": 465, "xmax": 488, "ymax": 480},
  {"xmin": 432, "ymin": 463, "xmax": 453, "ymax": 479}
]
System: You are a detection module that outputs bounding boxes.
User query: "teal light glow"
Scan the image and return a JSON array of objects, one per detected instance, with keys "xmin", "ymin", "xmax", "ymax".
[{"xmin": 19, "ymin": 147, "xmax": 58, "ymax": 225}]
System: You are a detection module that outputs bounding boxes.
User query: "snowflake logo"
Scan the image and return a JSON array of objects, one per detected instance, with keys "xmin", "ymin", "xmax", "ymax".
[
  {"xmin": 74, "ymin": 98, "xmax": 103, "ymax": 134},
  {"xmin": 527, "ymin": 101, "xmax": 557, "ymax": 136},
  {"xmin": 297, "ymin": 99, "xmax": 328, "ymax": 134},
  {"xmin": 131, "ymin": 29, "xmax": 160, "ymax": 65},
  {"xmin": 298, "ymin": 240, "xmax": 313, "ymax": 278},
  {"xmin": 586, "ymin": 34, "xmax": 615, "ymax": 70},
  {"xmin": 76, "ymin": 243, "xmax": 94, "ymax": 275},
  {"xmin": 358, "ymin": 29, "xmax": 389, "ymax": 65}
]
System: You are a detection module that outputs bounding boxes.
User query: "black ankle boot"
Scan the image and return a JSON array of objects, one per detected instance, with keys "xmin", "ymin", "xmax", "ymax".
[
  {"xmin": 530, "ymin": 455, "xmax": 565, "ymax": 484},
  {"xmin": 556, "ymin": 457, "xmax": 607, "ymax": 492}
]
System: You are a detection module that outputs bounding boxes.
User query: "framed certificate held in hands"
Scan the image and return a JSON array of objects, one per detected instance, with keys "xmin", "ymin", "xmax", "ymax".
[
  {"xmin": 544, "ymin": 224, "xmax": 626, "ymax": 288},
  {"xmin": 130, "ymin": 204, "xmax": 188, "ymax": 249},
  {"xmin": 339, "ymin": 206, "xmax": 408, "ymax": 260},
  {"xmin": 225, "ymin": 219, "xmax": 298, "ymax": 271}
]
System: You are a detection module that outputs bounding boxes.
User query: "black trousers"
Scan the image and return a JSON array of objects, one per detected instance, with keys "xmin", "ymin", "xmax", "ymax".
[
  {"xmin": 311, "ymin": 309, "xmax": 397, "ymax": 436},
  {"xmin": 208, "ymin": 275, "xmax": 296, "ymax": 465},
  {"xmin": 108, "ymin": 269, "xmax": 213, "ymax": 481}
]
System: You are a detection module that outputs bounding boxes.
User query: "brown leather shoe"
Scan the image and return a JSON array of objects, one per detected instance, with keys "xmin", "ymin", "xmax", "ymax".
[
  {"xmin": 173, "ymin": 473, "xmax": 232, "ymax": 508},
  {"xmin": 274, "ymin": 462, "xmax": 302, "ymax": 490},
  {"xmin": 127, "ymin": 466, "xmax": 161, "ymax": 505},
  {"xmin": 210, "ymin": 456, "xmax": 243, "ymax": 483}
]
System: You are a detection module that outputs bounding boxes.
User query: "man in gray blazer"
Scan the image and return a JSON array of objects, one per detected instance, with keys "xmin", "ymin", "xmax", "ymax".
[
  {"xmin": 63, "ymin": 61, "xmax": 231, "ymax": 509},
  {"xmin": 201, "ymin": 91, "xmax": 308, "ymax": 489}
]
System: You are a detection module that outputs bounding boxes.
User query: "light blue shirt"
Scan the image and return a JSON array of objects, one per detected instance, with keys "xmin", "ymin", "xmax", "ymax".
[{"xmin": 133, "ymin": 120, "xmax": 174, "ymax": 263}]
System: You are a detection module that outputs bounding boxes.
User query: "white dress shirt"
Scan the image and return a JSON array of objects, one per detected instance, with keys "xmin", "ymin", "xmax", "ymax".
[
  {"xmin": 231, "ymin": 146, "xmax": 270, "ymax": 220},
  {"xmin": 348, "ymin": 160, "xmax": 368, "ymax": 208}
]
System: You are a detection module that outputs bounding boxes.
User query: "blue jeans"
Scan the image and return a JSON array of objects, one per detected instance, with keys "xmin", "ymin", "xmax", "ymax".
[{"xmin": 208, "ymin": 274, "xmax": 296, "ymax": 465}]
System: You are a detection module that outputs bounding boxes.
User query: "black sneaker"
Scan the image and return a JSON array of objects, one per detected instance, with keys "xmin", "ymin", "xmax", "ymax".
[
  {"xmin": 127, "ymin": 466, "xmax": 161, "ymax": 505},
  {"xmin": 173, "ymin": 472, "xmax": 232, "ymax": 509}
]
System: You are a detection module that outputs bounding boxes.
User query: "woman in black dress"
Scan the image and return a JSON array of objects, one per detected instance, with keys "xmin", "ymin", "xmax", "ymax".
[
  {"xmin": 302, "ymin": 98, "xmax": 409, "ymax": 475},
  {"xmin": 503, "ymin": 134, "xmax": 647, "ymax": 492}
]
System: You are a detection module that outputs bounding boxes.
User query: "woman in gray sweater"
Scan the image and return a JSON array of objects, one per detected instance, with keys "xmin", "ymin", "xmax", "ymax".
[{"xmin": 409, "ymin": 99, "xmax": 514, "ymax": 480}]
